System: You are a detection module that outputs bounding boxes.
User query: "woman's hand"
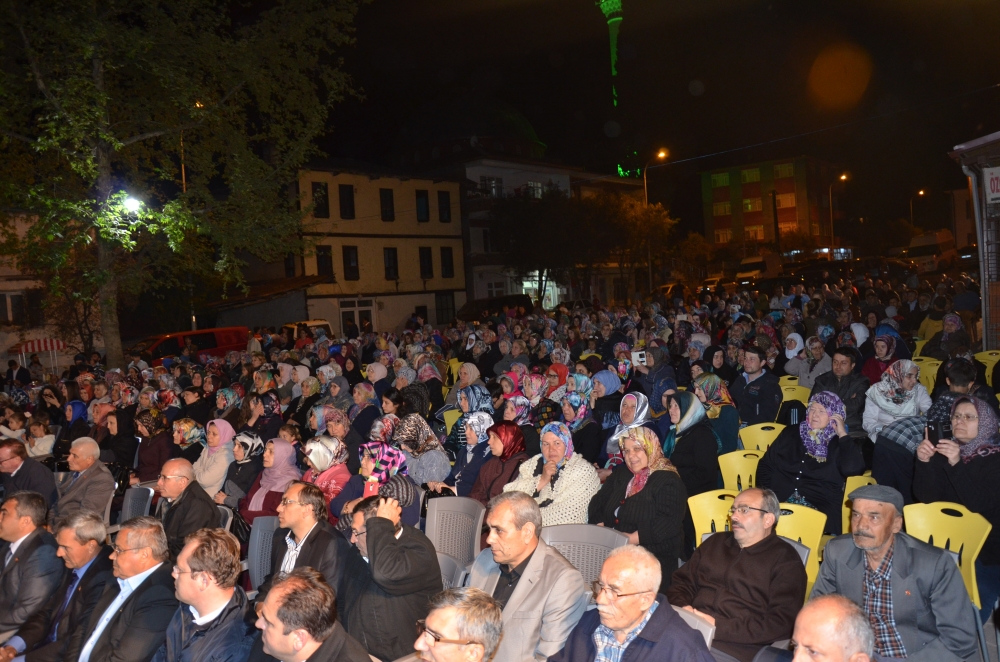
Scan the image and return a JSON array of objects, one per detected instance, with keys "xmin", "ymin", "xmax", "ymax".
[
  {"xmin": 936, "ymin": 439, "xmax": 962, "ymax": 467},
  {"xmin": 915, "ymin": 436, "xmax": 936, "ymax": 463},
  {"xmin": 634, "ymin": 364, "xmax": 649, "ymax": 375},
  {"xmin": 342, "ymin": 498, "xmax": 361, "ymax": 515},
  {"xmin": 830, "ymin": 414, "xmax": 847, "ymax": 438},
  {"xmin": 214, "ymin": 492, "xmax": 227, "ymax": 504},
  {"xmin": 596, "ymin": 467, "xmax": 612, "ymax": 482},
  {"xmin": 537, "ymin": 460, "xmax": 558, "ymax": 490},
  {"xmin": 427, "ymin": 481, "xmax": 447, "ymax": 493},
  {"xmin": 129, "ymin": 475, "xmax": 140, "ymax": 486}
]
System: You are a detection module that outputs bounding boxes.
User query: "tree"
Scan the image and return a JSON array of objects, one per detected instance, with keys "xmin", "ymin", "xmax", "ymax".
[
  {"xmin": 670, "ymin": 232, "xmax": 715, "ymax": 289},
  {"xmin": 0, "ymin": 0, "xmax": 362, "ymax": 367}
]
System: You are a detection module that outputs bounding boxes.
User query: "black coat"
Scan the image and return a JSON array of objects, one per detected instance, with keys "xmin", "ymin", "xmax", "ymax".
[
  {"xmin": 99, "ymin": 430, "xmax": 140, "ymax": 468},
  {"xmin": 180, "ymin": 399, "xmax": 213, "ymax": 427},
  {"xmin": 285, "ymin": 393, "xmax": 322, "ymax": 429},
  {"xmin": 809, "ymin": 371, "xmax": 870, "ymax": 438},
  {"xmin": 671, "ymin": 420, "xmax": 721, "ymax": 498},
  {"xmin": 16, "ymin": 546, "xmax": 115, "ymax": 662},
  {"xmin": 160, "ymin": 482, "xmax": 221, "ymax": 560},
  {"xmin": 247, "ymin": 621, "xmax": 372, "ymax": 662},
  {"xmin": 0, "ymin": 529, "xmax": 65, "ymax": 634},
  {"xmin": 0, "ymin": 458, "xmax": 59, "ymax": 508},
  {"xmin": 150, "ymin": 587, "xmax": 253, "ymax": 662},
  {"xmin": 571, "ymin": 420, "xmax": 602, "ymax": 464},
  {"xmin": 730, "ymin": 371, "xmax": 782, "ymax": 426},
  {"xmin": 350, "ymin": 405, "xmax": 381, "ymax": 442},
  {"xmin": 257, "ymin": 521, "xmax": 351, "ymax": 603}
]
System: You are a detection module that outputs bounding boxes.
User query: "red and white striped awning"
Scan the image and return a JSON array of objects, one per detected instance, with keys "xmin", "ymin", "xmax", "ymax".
[{"xmin": 7, "ymin": 338, "xmax": 67, "ymax": 354}]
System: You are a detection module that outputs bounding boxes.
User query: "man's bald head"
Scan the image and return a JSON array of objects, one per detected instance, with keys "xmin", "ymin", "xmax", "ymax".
[
  {"xmin": 158, "ymin": 458, "xmax": 194, "ymax": 499},
  {"xmin": 792, "ymin": 595, "xmax": 874, "ymax": 662}
]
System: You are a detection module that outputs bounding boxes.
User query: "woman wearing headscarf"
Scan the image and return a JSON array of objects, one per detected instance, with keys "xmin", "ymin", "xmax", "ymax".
[
  {"xmin": 366, "ymin": 362, "xmax": 390, "ymax": 399},
  {"xmin": 444, "ymin": 362, "xmax": 484, "ymax": 407},
  {"xmin": 327, "ymin": 376, "xmax": 354, "ymax": 413},
  {"xmin": 242, "ymin": 391, "xmax": 284, "ymax": 441},
  {"xmin": 240, "ymin": 438, "xmax": 302, "ymax": 524},
  {"xmin": 414, "ymin": 355, "xmax": 446, "ymax": 414},
  {"xmin": 284, "ymin": 376, "xmax": 322, "ymax": 429},
  {"xmin": 524, "ymin": 373, "xmax": 560, "ymax": 433},
  {"xmin": 501, "ymin": 395, "xmax": 540, "ymax": 458},
  {"xmin": 604, "ymin": 392, "xmax": 654, "ymax": 475},
  {"xmin": 193, "ymin": 419, "xmax": 236, "ymax": 496},
  {"xmin": 444, "ymin": 383, "xmax": 494, "ymax": 459},
  {"xmin": 301, "ymin": 435, "xmax": 351, "ymax": 522},
  {"xmin": 469, "ymin": 422, "xmax": 529, "ymax": 511},
  {"xmin": 921, "ymin": 313, "xmax": 971, "ymax": 361},
  {"xmin": 215, "ymin": 432, "xmax": 266, "ymax": 508},
  {"xmin": 561, "ymin": 391, "xmax": 601, "ymax": 464},
  {"xmin": 851, "ymin": 322, "xmax": 874, "ymax": 369},
  {"xmin": 171, "ymin": 417, "xmax": 206, "ymax": 464},
  {"xmin": 661, "ymin": 391, "xmax": 720, "ymax": 510},
  {"xmin": 130, "ymin": 409, "xmax": 173, "ymax": 485},
  {"xmin": 253, "ymin": 369, "xmax": 278, "ymax": 396},
  {"xmin": 99, "ymin": 410, "xmax": 139, "ymax": 467},
  {"xmin": 503, "ymin": 421, "xmax": 600, "ymax": 526},
  {"xmin": 347, "ymin": 381, "xmax": 382, "ymax": 441},
  {"xmin": 428, "ymin": 411, "xmax": 495, "ymax": 498},
  {"xmin": 860, "ymin": 334, "xmax": 899, "ymax": 385},
  {"xmin": 914, "ymin": 395, "xmax": 1000, "ymax": 622},
  {"xmin": 393, "ymin": 413, "xmax": 451, "ymax": 485},
  {"xmin": 213, "ymin": 386, "xmax": 243, "ymax": 431},
  {"xmin": 276, "ymin": 363, "xmax": 295, "ymax": 403},
  {"xmin": 862, "ymin": 359, "xmax": 932, "ymax": 442},
  {"xmin": 757, "ymin": 392, "xmax": 865, "ymax": 534},
  {"xmin": 290, "ymin": 364, "xmax": 311, "ymax": 401},
  {"xmin": 588, "ymin": 426, "xmax": 686, "ymax": 591},
  {"xmin": 330, "ymin": 440, "xmax": 421, "ymax": 527},
  {"xmin": 53, "ymin": 399, "xmax": 91, "ymax": 458},
  {"xmin": 342, "ymin": 355, "xmax": 364, "ymax": 389},
  {"xmin": 784, "ymin": 335, "xmax": 833, "ymax": 389},
  {"xmin": 692, "ymin": 372, "xmax": 740, "ymax": 454},
  {"xmin": 543, "ymin": 362, "xmax": 570, "ymax": 403}
]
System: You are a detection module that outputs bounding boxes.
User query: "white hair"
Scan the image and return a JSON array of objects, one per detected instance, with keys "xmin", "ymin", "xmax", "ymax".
[
  {"xmin": 71, "ymin": 437, "xmax": 101, "ymax": 461},
  {"xmin": 605, "ymin": 545, "xmax": 661, "ymax": 593}
]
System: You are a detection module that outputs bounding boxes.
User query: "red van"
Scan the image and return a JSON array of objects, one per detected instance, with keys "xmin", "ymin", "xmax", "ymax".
[{"xmin": 128, "ymin": 327, "xmax": 249, "ymax": 366}]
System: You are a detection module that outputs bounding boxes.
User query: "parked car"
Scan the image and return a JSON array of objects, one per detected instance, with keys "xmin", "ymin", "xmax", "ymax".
[
  {"xmin": 898, "ymin": 230, "xmax": 959, "ymax": 273},
  {"xmin": 128, "ymin": 326, "xmax": 249, "ymax": 366}
]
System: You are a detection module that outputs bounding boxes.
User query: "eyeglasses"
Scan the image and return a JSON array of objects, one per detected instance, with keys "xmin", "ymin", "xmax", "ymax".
[
  {"xmin": 172, "ymin": 565, "xmax": 197, "ymax": 576},
  {"xmin": 729, "ymin": 505, "xmax": 768, "ymax": 516},
  {"xmin": 280, "ymin": 498, "xmax": 302, "ymax": 506},
  {"xmin": 416, "ymin": 620, "xmax": 478, "ymax": 647},
  {"xmin": 952, "ymin": 414, "xmax": 979, "ymax": 423},
  {"xmin": 350, "ymin": 528, "xmax": 367, "ymax": 539},
  {"xmin": 113, "ymin": 545, "xmax": 150, "ymax": 555},
  {"xmin": 590, "ymin": 581, "xmax": 651, "ymax": 601},
  {"xmin": 157, "ymin": 474, "xmax": 187, "ymax": 481}
]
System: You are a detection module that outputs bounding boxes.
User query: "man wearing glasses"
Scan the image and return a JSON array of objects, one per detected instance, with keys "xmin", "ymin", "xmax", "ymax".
[
  {"xmin": 155, "ymin": 459, "xmax": 220, "ymax": 561},
  {"xmin": 667, "ymin": 488, "xmax": 806, "ymax": 662},
  {"xmin": 413, "ymin": 587, "xmax": 502, "ymax": 662},
  {"xmin": 0, "ymin": 441, "xmax": 58, "ymax": 509},
  {"xmin": 549, "ymin": 546, "xmax": 713, "ymax": 662}
]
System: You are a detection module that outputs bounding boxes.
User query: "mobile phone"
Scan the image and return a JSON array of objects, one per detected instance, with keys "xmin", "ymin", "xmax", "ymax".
[
  {"xmin": 631, "ymin": 351, "xmax": 647, "ymax": 366},
  {"xmin": 676, "ymin": 314, "xmax": 689, "ymax": 322},
  {"xmin": 927, "ymin": 420, "xmax": 951, "ymax": 445},
  {"xmin": 363, "ymin": 480, "xmax": 380, "ymax": 498}
]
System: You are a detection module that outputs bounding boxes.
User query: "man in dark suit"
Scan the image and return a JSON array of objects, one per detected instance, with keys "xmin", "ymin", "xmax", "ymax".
[
  {"xmin": 63, "ymin": 516, "xmax": 178, "ymax": 662},
  {"xmin": 49, "ymin": 439, "xmax": 116, "ymax": 523},
  {"xmin": 0, "ymin": 492, "xmax": 64, "ymax": 644},
  {"xmin": 0, "ymin": 442, "xmax": 58, "ymax": 509},
  {"xmin": 154, "ymin": 459, "xmax": 219, "ymax": 560},
  {"xmin": 0, "ymin": 511, "xmax": 115, "ymax": 662},
  {"xmin": 340, "ymin": 496, "xmax": 442, "ymax": 662}
]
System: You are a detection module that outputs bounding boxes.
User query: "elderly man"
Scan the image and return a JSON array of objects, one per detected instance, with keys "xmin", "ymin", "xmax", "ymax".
[
  {"xmin": 50, "ymin": 438, "xmax": 116, "ymax": 523},
  {"xmin": 64, "ymin": 516, "xmax": 178, "ymax": 662},
  {"xmin": 155, "ymin": 458, "xmax": 220, "ymax": 560},
  {"xmin": 0, "ymin": 492, "xmax": 64, "ymax": 643},
  {"xmin": 1, "ymin": 511, "xmax": 114, "ymax": 662},
  {"xmin": 467, "ymin": 491, "xmax": 587, "ymax": 662},
  {"xmin": 550, "ymin": 546, "xmax": 713, "ymax": 662},
  {"xmin": 0, "ymin": 442, "xmax": 57, "ymax": 509},
  {"xmin": 755, "ymin": 594, "xmax": 884, "ymax": 662},
  {"xmin": 340, "ymin": 496, "xmax": 441, "ymax": 662},
  {"xmin": 811, "ymin": 485, "xmax": 977, "ymax": 662},
  {"xmin": 667, "ymin": 488, "xmax": 807, "ymax": 662},
  {"xmin": 151, "ymin": 529, "xmax": 253, "ymax": 662},
  {"xmin": 413, "ymin": 587, "xmax": 503, "ymax": 662}
]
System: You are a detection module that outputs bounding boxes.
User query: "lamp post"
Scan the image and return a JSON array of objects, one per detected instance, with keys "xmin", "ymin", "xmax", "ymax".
[
  {"xmin": 828, "ymin": 173, "xmax": 848, "ymax": 240},
  {"xmin": 910, "ymin": 189, "xmax": 925, "ymax": 225},
  {"xmin": 643, "ymin": 149, "xmax": 668, "ymax": 294}
]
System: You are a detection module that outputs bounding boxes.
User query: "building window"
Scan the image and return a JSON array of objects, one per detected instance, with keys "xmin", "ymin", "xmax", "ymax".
[
  {"xmin": 383, "ymin": 248, "xmax": 398, "ymax": 280},
  {"xmin": 487, "ymin": 281, "xmax": 505, "ymax": 297},
  {"xmin": 711, "ymin": 173, "xmax": 730, "ymax": 188},
  {"xmin": 811, "ymin": 223, "xmax": 821, "ymax": 236},
  {"xmin": 480, "ymin": 176, "xmax": 503, "ymax": 197},
  {"xmin": 419, "ymin": 247, "xmax": 434, "ymax": 279},
  {"xmin": 744, "ymin": 225, "xmax": 765, "ymax": 241},
  {"xmin": 342, "ymin": 246, "xmax": 359, "ymax": 281},
  {"xmin": 527, "ymin": 181, "xmax": 543, "ymax": 198},
  {"xmin": 438, "ymin": 191, "xmax": 452, "ymax": 222},
  {"xmin": 741, "ymin": 168, "xmax": 760, "ymax": 184},
  {"xmin": 713, "ymin": 229, "xmax": 732, "ymax": 244},
  {"xmin": 712, "ymin": 202, "xmax": 732, "ymax": 216},
  {"xmin": 311, "ymin": 182, "xmax": 330, "ymax": 218},
  {"xmin": 315, "ymin": 246, "xmax": 333, "ymax": 277},
  {"xmin": 481, "ymin": 228, "xmax": 492, "ymax": 254},
  {"xmin": 775, "ymin": 193, "xmax": 796, "ymax": 208},
  {"xmin": 774, "ymin": 163, "xmax": 794, "ymax": 179},
  {"xmin": 742, "ymin": 197, "xmax": 762, "ymax": 212},
  {"xmin": 380, "ymin": 188, "xmax": 395, "ymax": 221},
  {"xmin": 416, "ymin": 190, "xmax": 430, "ymax": 222},
  {"xmin": 779, "ymin": 221, "xmax": 798, "ymax": 235},
  {"xmin": 440, "ymin": 247, "xmax": 455, "ymax": 278},
  {"xmin": 338, "ymin": 184, "xmax": 355, "ymax": 219},
  {"xmin": 435, "ymin": 292, "xmax": 455, "ymax": 325},
  {"xmin": 284, "ymin": 252, "xmax": 297, "ymax": 278}
]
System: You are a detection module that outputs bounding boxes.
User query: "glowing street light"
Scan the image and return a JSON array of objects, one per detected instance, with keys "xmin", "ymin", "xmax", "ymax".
[
  {"xmin": 124, "ymin": 197, "xmax": 142, "ymax": 213},
  {"xmin": 829, "ymin": 173, "xmax": 850, "ymax": 238},
  {"xmin": 910, "ymin": 189, "xmax": 925, "ymax": 225},
  {"xmin": 643, "ymin": 148, "xmax": 669, "ymax": 293}
]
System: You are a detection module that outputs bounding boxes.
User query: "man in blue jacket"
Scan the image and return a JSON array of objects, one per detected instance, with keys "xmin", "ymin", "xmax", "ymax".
[{"xmin": 729, "ymin": 347, "xmax": 782, "ymax": 426}]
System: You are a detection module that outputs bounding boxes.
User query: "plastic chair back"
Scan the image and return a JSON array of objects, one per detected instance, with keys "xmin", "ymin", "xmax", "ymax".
[
  {"xmin": 425, "ymin": 497, "xmax": 486, "ymax": 565},
  {"xmin": 539, "ymin": 524, "xmax": 629, "ymax": 587},
  {"xmin": 739, "ymin": 423, "xmax": 785, "ymax": 452},
  {"xmin": 443, "ymin": 410, "xmax": 462, "ymax": 436},
  {"xmin": 903, "ymin": 502, "xmax": 992, "ymax": 608},
  {"xmin": 778, "ymin": 375, "xmax": 799, "ymax": 387},
  {"xmin": 49, "ymin": 425, "xmax": 62, "ymax": 444},
  {"xmin": 918, "ymin": 361, "xmax": 941, "ymax": 394},
  {"xmin": 218, "ymin": 506, "xmax": 233, "ymax": 532},
  {"xmin": 718, "ymin": 451, "xmax": 762, "ymax": 491},
  {"xmin": 781, "ymin": 386, "xmax": 811, "ymax": 406},
  {"xmin": 688, "ymin": 490, "xmax": 737, "ymax": 545},
  {"xmin": 436, "ymin": 551, "xmax": 468, "ymax": 589},
  {"xmin": 247, "ymin": 516, "xmax": 280, "ymax": 591},
  {"xmin": 448, "ymin": 359, "xmax": 462, "ymax": 386},
  {"xmin": 672, "ymin": 605, "xmax": 715, "ymax": 649},
  {"xmin": 842, "ymin": 475, "xmax": 877, "ymax": 534},
  {"xmin": 776, "ymin": 503, "xmax": 827, "ymax": 594},
  {"xmin": 103, "ymin": 490, "xmax": 115, "ymax": 527},
  {"xmin": 108, "ymin": 487, "xmax": 153, "ymax": 534}
]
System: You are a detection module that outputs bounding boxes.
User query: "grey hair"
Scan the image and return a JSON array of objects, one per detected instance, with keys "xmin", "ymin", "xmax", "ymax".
[
  {"xmin": 56, "ymin": 510, "xmax": 107, "ymax": 545},
  {"xmin": 488, "ymin": 491, "xmax": 542, "ymax": 536},
  {"xmin": 71, "ymin": 437, "xmax": 101, "ymax": 461},
  {"xmin": 743, "ymin": 487, "xmax": 781, "ymax": 527},
  {"xmin": 118, "ymin": 516, "xmax": 169, "ymax": 562},
  {"xmin": 803, "ymin": 595, "xmax": 875, "ymax": 658},
  {"xmin": 605, "ymin": 545, "xmax": 662, "ymax": 593},
  {"xmin": 428, "ymin": 587, "xmax": 503, "ymax": 660}
]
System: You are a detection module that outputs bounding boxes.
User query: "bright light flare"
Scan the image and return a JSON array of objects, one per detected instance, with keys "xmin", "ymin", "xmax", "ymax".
[{"xmin": 124, "ymin": 197, "xmax": 142, "ymax": 213}]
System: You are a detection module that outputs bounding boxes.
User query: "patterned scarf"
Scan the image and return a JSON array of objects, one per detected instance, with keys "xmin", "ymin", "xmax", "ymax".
[{"xmin": 799, "ymin": 391, "xmax": 847, "ymax": 461}]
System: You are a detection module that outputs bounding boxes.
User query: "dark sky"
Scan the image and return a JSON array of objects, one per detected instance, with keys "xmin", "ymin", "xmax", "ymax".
[{"xmin": 327, "ymin": 0, "xmax": 1000, "ymax": 238}]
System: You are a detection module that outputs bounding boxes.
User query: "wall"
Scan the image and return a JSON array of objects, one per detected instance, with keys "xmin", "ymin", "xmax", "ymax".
[{"xmin": 215, "ymin": 291, "xmax": 309, "ymax": 330}]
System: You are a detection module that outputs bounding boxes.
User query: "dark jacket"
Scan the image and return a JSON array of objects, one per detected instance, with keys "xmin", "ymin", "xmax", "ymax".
[
  {"xmin": 571, "ymin": 420, "xmax": 602, "ymax": 465},
  {"xmin": 285, "ymin": 394, "xmax": 322, "ymax": 430},
  {"xmin": 587, "ymin": 466, "xmax": 687, "ymax": 592},
  {"xmin": 548, "ymin": 595, "xmax": 714, "ymax": 662},
  {"xmin": 520, "ymin": 424, "xmax": 541, "ymax": 459},
  {"xmin": 342, "ymin": 428, "xmax": 364, "ymax": 476},
  {"xmin": 150, "ymin": 587, "xmax": 254, "ymax": 662},
  {"xmin": 99, "ymin": 429, "xmax": 140, "ymax": 468},
  {"xmin": 667, "ymin": 532, "xmax": 807, "ymax": 662},
  {"xmin": 64, "ymin": 563, "xmax": 179, "ymax": 662},
  {"xmin": 756, "ymin": 428, "xmax": 865, "ymax": 535},
  {"xmin": 350, "ymin": 405, "xmax": 381, "ymax": 442},
  {"xmin": 670, "ymin": 421, "xmax": 720, "ymax": 498},
  {"xmin": 468, "ymin": 453, "xmax": 530, "ymax": 508},
  {"xmin": 707, "ymin": 406, "xmax": 741, "ymax": 455},
  {"xmin": 729, "ymin": 371, "xmax": 782, "ymax": 425},
  {"xmin": 302, "ymin": 621, "xmax": 373, "ymax": 662},
  {"xmin": 257, "ymin": 520, "xmax": 351, "ymax": 603},
  {"xmin": 339, "ymin": 518, "xmax": 442, "ymax": 662},
  {"xmin": 0, "ymin": 529, "xmax": 65, "ymax": 634},
  {"xmin": 180, "ymin": 399, "xmax": 213, "ymax": 427},
  {"xmin": 160, "ymin": 482, "xmax": 221, "ymax": 560},
  {"xmin": 137, "ymin": 431, "xmax": 174, "ymax": 483},
  {"xmin": 921, "ymin": 329, "xmax": 972, "ymax": 362},
  {"xmin": 15, "ymin": 546, "xmax": 115, "ymax": 662},
  {"xmin": 809, "ymin": 371, "xmax": 870, "ymax": 438},
  {"xmin": 0, "ymin": 458, "xmax": 59, "ymax": 508},
  {"xmin": 443, "ymin": 443, "xmax": 493, "ymax": 497}
]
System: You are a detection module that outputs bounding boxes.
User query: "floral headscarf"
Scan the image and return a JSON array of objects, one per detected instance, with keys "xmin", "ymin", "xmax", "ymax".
[
  {"xmin": 942, "ymin": 314, "xmax": 963, "ymax": 342},
  {"xmin": 305, "ymin": 435, "xmax": 350, "ymax": 472},
  {"xmin": 873, "ymin": 360, "xmax": 919, "ymax": 407},
  {"xmin": 118, "ymin": 384, "xmax": 139, "ymax": 408},
  {"xmin": 348, "ymin": 382, "xmax": 378, "ymax": 422},
  {"xmin": 254, "ymin": 369, "xmax": 278, "ymax": 393},
  {"xmin": 368, "ymin": 413, "xmax": 400, "ymax": 444},
  {"xmin": 416, "ymin": 360, "xmax": 443, "ymax": 384},
  {"xmin": 567, "ymin": 374, "xmax": 593, "ymax": 402},
  {"xmin": 561, "ymin": 391, "xmax": 592, "ymax": 433},
  {"xmin": 393, "ymin": 413, "xmax": 441, "ymax": 457},
  {"xmin": 464, "ymin": 411, "xmax": 495, "ymax": 445},
  {"xmin": 693, "ymin": 373, "xmax": 735, "ymax": 419},
  {"xmin": 488, "ymin": 421, "xmax": 526, "ymax": 462},
  {"xmin": 215, "ymin": 387, "xmax": 242, "ymax": 413},
  {"xmin": 155, "ymin": 389, "xmax": 180, "ymax": 410},
  {"xmin": 460, "ymin": 384, "xmax": 494, "ymax": 414},
  {"xmin": 620, "ymin": 426, "xmax": 677, "ymax": 497},
  {"xmin": 800, "ymin": 391, "xmax": 847, "ymax": 461},
  {"xmin": 173, "ymin": 418, "xmax": 206, "ymax": 450},
  {"xmin": 540, "ymin": 421, "xmax": 575, "ymax": 462},
  {"xmin": 135, "ymin": 409, "xmax": 168, "ymax": 437},
  {"xmin": 257, "ymin": 391, "xmax": 281, "ymax": 419},
  {"xmin": 952, "ymin": 396, "xmax": 1000, "ymax": 462},
  {"xmin": 300, "ymin": 377, "xmax": 321, "ymax": 398},
  {"xmin": 506, "ymin": 395, "xmax": 532, "ymax": 426},
  {"xmin": 873, "ymin": 334, "xmax": 896, "ymax": 360},
  {"xmin": 234, "ymin": 432, "xmax": 265, "ymax": 464},
  {"xmin": 360, "ymin": 440, "xmax": 408, "ymax": 483},
  {"xmin": 522, "ymin": 373, "xmax": 548, "ymax": 407},
  {"xmin": 310, "ymin": 404, "xmax": 339, "ymax": 434}
]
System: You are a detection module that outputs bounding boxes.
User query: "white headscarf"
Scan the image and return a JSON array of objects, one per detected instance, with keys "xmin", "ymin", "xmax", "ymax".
[{"xmin": 784, "ymin": 333, "xmax": 804, "ymax": 360}]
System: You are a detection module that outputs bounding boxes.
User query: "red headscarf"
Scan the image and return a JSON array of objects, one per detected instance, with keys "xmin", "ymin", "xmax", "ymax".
[
  {"xmin": 544, "ymin": 363, "xmax": 569, "ymax": 399},
  {"xmin": 488, "ymin": 421, "xmax": 526, "ymax": 462}
]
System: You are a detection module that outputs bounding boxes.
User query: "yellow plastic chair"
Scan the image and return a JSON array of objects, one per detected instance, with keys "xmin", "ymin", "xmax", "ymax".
[
  {"xmin": 903, "ymin": 502, "xmax": 992, "ymax": 608},
  {"xmin": 739, "ymin": 423, "xmax": 785, "ymax": 452},
  {"xmin": 918, "ymin": 361, "xmax": 941, "ymax": 394},
  {"xmin": 913, "ymin": 338, "xmax": 928, "ymax": 357},
  {"xmin": 841, "ymin": 474, "xmax": 877, "ymax": 534},
  {"xmin": 718, "ymin": 451, "xmax": 762, "ymax": 491},
  {"xmin": 776, "ymin": 503, "xmax": 828, "ymax": 596},
  {"xmin": 911, "ymin": 355, "xmax": 932, "ymax": 364},
  {"xmin": 781, "ymin": 385, "xmax": 811, "ymax": 406},
  {"xmin": 442, "ymin": 385, "xmax": 450, "ymax": 399},
  {"xmin": 443, "ymin": 409, "xmax": 462, "ymax": 436},
  {"xmin": 778, "ymin": 375, "xmax": 799, "ymax": 387},
  {"xmin": 975, "ymin": 351, "xmax": 1000, "ymax": 386},
  {"xmin": 688, "ymin": 490, "xmax": 737, "ymax": 546},
  {"xmin": 448, "ymin": 358, "xmax": 462, "ymax": 385}
]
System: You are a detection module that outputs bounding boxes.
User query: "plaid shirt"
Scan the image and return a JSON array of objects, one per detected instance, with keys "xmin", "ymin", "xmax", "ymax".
[
  {"xmin": 592, "ymin": 601, "xmax": 659, "ymax": 662},
  {"xmin": 863, "ymin": 544, "xmax": 907, "ymax": 658},
  {"xmin": 877, "ymin": 415, "xmax": 927, "ymax": 453}
]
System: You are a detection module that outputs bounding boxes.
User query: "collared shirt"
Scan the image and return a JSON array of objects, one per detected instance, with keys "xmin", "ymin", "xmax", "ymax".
[
  {"xmin": 592, "ymin": 600, "xmax": 659, "ymax": 662},
  {"xmin": 863, "ymin": 543, "xmax": 906, "ymax": 658},
  {"xmin": 189, "ymin": 596, "xmax": 230, "ymax": 626},
  {"xmin": 77, "ymin": 562, "xmax": 163, "ymax": 662},
  {"xmin": 492, "ymin": 551, "xmax": 534, "ymax": 609},
  {"xmin": 5, "ymin": 531, "xmax": 31, "ymax": 566},
  {"xmin": 281, "ymin": 522, "xmax": 318, "ymax": 573}
]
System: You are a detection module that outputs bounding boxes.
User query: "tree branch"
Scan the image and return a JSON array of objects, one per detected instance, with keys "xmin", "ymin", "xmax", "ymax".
[
  {"xmin": 1, "ymin": 129, "xmax": 39, "ymax": 146},
  {"xmin": 119, "ymin": 81, "xmax": 245, "ymax": 147},
  {"xmin": 12, "ymin": 12, "xmax": 67, "ymax": 119}
]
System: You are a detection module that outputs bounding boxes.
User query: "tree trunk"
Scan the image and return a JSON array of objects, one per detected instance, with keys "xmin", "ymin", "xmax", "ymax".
[{"xmin": 97, "ymin": 238, "xmax": 124, "ymax": 368}]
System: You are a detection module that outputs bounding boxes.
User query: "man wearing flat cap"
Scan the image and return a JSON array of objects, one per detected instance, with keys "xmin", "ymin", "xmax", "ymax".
[{"xmin": 811, "ymin": 484, "xmax": 978, "ymax": 662}]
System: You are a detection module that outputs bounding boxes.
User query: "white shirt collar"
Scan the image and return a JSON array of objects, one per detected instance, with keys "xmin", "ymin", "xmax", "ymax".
[
  {"xmin": 189, "ymin": 596, "xmax": 231, "ymax": 626},
  {"xmin": 119, "ymin": 562, "xmax": 163, "ymax": 592},
  {"xmin": 7, "ymin": 530, "xmax": 31, "ymax": 557},
  {"xmin": 8, "ymin": 461, "xmax": 23, "ymax": 477}
]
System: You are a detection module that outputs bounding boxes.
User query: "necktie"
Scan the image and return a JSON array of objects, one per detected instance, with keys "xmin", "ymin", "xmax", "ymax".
[
  {"xmin": 4, "ymin": 549, "xmax": 11, "ymax": 567},
  {"xmin": 48, "ymin": 570, "xmax": 80, "ymax": 642}
]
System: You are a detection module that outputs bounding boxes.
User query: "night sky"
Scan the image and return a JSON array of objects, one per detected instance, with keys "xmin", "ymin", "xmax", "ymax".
[{"xmin": 326, "ymin": 0, "xmax": 1000, "ymax": 239}]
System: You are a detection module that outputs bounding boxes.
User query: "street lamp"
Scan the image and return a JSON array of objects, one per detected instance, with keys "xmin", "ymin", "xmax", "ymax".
[
  {"xmin": 828, "ymin": 173, "xmax": 848, "ymax": 240},
  {"xmin": 909, "ymin": 189, "xmax": 925, "ymax": 225},
  {"xmin": 643, "ymin": 149, "xmax": 668, "ymax": 294},
  {"xmin": 124, "ymin": 197, "xmax": 142, "ymax": 213}
]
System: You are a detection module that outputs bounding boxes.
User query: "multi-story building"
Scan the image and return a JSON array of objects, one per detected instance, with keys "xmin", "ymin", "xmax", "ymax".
[{"xmin": 701, "ymin": 157, "xmax": 845, "ymax": 246}]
